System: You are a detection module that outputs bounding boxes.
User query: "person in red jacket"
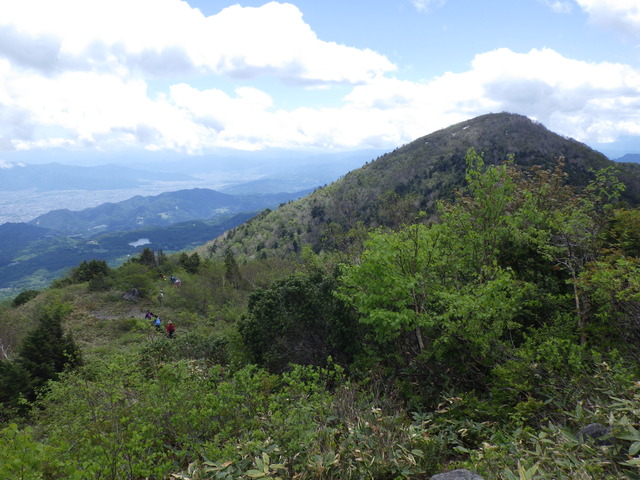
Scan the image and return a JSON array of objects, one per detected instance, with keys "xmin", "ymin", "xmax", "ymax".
[{"xmin": 166, "ymin": 321, "xmax": 176, "ymax": 338}]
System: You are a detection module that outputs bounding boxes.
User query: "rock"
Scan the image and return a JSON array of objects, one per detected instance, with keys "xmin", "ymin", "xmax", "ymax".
[
  {"xmin": 577, "ymin": 423, "xmax": 615, "ymax": 446},
  {"xmin": 122, "ymin": 288, "xmax": 141, "ymax": 301},
  {"xmin": 430, "ymin": 469, "xmax": 485, "ymax": 480}
]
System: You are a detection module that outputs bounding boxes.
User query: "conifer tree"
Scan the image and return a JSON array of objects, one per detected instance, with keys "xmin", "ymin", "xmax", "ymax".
[
  {"xmin": 17, "ymin": 302, "xmax": 82, "ymax": 400},
  {"xmin": 71, "ymin": 259, "xmax": 110, "ymax": 283},
  {"xmin": 138, "ymin": 247, "xmax": 157, "ymax": 267},
  {"xmin": 0, "ymin": 360, "xmax": 31, "ymax": 419},
  {"xmin": 224, "ymin": 251, "xmax": 243, "ymax": 287},
  {"xmin": 179, "ymin": 252, "xmax": 201, "ymax": 274}
]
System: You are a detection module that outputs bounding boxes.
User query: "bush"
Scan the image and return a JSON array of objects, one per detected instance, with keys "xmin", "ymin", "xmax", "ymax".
[
  {"xmin": 88, "ymin": 273, "xmax": 115, "ymax": 292},
  {"xmin": 114, "ymin": 262, "xmax": 156, "ymax": 298},
  {"xmin": 11, "ymin": 289, "xmax": 39, "ymax": 307},
  {"xmin": 239, "ymin": 270, "xmax": 362, "ymax": 373},
  {"xmin": 71, "ymin": 259, "xmax": 110, "ymax": 284},
  {"xmin": 138, "ymin": 331, "xmax": 229, "ymax": 373}
]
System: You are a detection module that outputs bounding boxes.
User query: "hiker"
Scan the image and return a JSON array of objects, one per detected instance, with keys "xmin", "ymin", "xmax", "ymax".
[
  {"xmin": 157, "ymin": 289, "xmax": 164, "ymax": 305},
  {"xmin": 166, "ymin": 321, "xmax": 176, "ymax": 338},
  {"xmin": 144, "ymin": 309, "xmax": 155, "ymax": 320},
  {"xmin": 154, "ymin": 316, "xmax": 162, "ymax": 331}
]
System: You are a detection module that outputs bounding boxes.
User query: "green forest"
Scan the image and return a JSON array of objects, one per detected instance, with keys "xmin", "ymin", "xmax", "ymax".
[{"xmin": 2, "ymin": 149, "xmax": 640, "ymax": 479}]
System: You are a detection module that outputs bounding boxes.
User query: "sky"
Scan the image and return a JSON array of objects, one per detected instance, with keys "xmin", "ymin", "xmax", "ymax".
[{"xmin": 1, "ymin": 0, "xmax": 640, "ymax": 163}]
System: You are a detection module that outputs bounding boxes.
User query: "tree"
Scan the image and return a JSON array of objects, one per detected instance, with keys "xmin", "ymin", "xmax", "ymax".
[
  {"xmin": 604, "ymin": 208, "xmax": 640, "ymax": 257},
  {"xmin": 11, "ymin": 289, "xmax": 39, "ymax": 307},
  {"xmin": 539, "ymin": 165, "xmax": 625, "ymax": 344},
  {"xmin": 340, "ymin": 150, "xmax": 528, "ymax": 355},
  {"xmin": 179, "ymin": 252, "xmax": 201, "ymax": 274},
  {"xmin": 339, "ymin": 150, "xmax": 557, "ymax": 390},
  {"xmin": 115, "ymin": 262, "xmax": 155, "ymax": 298},
  {"xmin": 224, "ymin": 251, "xmax": 243, "ymax": 288},
  {"xmin": 339, "ymin": 223, "xmax": 525, "ymax": 368},
  {"xmin": 71, "ymin": 259, "xmax": 110, "ymax": 284},
  {"xmin": 137, "ymin": 247, "xmax": 157, "ymax": 268},
  {"xmin": 0, "ymin": 360, "xmax": 31, "ymax": 419},
  {"xmin": 575, "ymin": 206, "xmax": 640, "ymax": 356},
  {"xmin": 17, "ymin": 302, "xmax": 82, "ymax": 400},
  {"xmin": 240, "ymin": 270, "xmax": 361, "ymax": 373}
]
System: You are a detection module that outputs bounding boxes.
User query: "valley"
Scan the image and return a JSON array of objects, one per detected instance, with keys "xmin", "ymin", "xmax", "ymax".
[
  {"xmin": 0, "ymin": 182, "xmax": 207, "ymax": 224},
  {"xmin": 0, "ymin": 149, "xmax": 380, "ymax": 296}
]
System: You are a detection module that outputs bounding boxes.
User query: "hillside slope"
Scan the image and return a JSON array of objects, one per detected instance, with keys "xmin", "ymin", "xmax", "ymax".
[
  {"xmin": 1, "ymin": 184, "xmax": 314, "ymax": 296},
  {"xmin": 204, "ymin": 112, "xmax": 640, "ymax": 260},
  {"xmin": 0, "ymin": 213, "xmax": 257, "ymax": 297}
]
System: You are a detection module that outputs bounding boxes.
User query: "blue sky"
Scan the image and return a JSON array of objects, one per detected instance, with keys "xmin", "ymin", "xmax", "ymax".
[{"xmin": 0, "ymin": 0, "xmax": 639, "ymax": 163}]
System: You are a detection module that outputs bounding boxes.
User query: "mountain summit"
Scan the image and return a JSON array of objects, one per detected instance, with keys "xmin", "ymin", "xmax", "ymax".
[{"xmin": 205, "ymin": 112, "xmax": 640, "ymax": 259}]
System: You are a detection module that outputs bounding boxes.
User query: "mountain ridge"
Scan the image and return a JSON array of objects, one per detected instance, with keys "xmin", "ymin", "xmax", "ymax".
[
  {"xmin": 28, "ymin": 187, "xmax": 313, "ymax": 235},
  {"xmin": 0, "ymin": 187, "xmax": 311, "ymax": 296},
  {"xmin": 204, "ymin": 112, "xmax": 640, "ymax": 260}
]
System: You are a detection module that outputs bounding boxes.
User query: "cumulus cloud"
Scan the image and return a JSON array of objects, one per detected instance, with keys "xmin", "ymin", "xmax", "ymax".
[
  {"xmin": 0, "ymin": 1, "xmax": 638, "ymax": 153},
  {"xmin": 339, "ymin": 48, "xmax": 640, "ymax": 146},
  {"xmin": 0, "ymin": 0, "xmax": 397, "ymax": 152},
  {"xmin": 0, "ymin": 1, "xmax": 394, "ymax": 83},
  {"xmin": 574, "ymin": 0, "xmax": 640, "ymax": 37},
  {"xmin": 471, "ymin": 48, "xmax": 640, "ymax": 142},
  {"xmin": 4, "ymin": 44, "xmax": 640, "ymax": 152}
]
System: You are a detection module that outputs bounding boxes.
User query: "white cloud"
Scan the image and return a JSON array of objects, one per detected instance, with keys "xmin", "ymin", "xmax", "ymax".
[
  {"xmin": 337, "ymin": 48, "xmax": 640, "ymax": 146},
  {"xmin": 0, "ymin": 1, "xmax": 638, "ymax": 153},
  {"xmin": 470, "ymin": 48, "xmax": 640, "ymax": 142},
  {"xmin": 0, "ymin": 1, "xmax": 394, "ymax": 83},
  {"xmin": 201, "ymin": 3, "xmax": 395, "ymax": 85},
  {"xmin": 574, "ymin": 0, "xmax": 640, "ymax": 37},
  {"xmin": 0, "ymin": 0, "xmax": 396, "ymax": 152},
  {"xmin": 544, "ymin": 1, "xmax": 573, "ymax": 14},
  {"xmin": 412, "ymin": 0, "xmax": 447, "ymax": 13},
  {"xmin": 3, "ymin": 45, "xmax": 640, "ymax": 152}
]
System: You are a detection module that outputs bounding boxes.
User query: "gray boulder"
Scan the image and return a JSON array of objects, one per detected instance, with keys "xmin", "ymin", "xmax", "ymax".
[
  {"xmin": 577, "ymin": 423, "xmax": 615, "ymax": 446},
  {"xmin": 122, "ymin": 288, "xmax": 141, "ymax": 301},
  {"xmin": 430, "ymin": 469, "xmax": 485, "ymax": 480}
]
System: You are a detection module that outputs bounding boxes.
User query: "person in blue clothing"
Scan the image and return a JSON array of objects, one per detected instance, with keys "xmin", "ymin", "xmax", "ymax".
[{"xmin": 154, "ymin": 316, "xmax": 162, "ymax": 331}]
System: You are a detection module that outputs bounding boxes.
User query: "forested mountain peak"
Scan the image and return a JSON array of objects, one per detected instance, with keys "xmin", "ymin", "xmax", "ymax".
[{"xmin": 205, "ymin": 112, "xmax": 640, "ymax": 260}]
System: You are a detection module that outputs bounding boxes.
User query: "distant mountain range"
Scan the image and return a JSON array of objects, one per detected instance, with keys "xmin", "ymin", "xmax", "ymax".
[
  {"xmin": 0, "ymin": 162, "xmax": 197, "ymax": 191},
  {"xmin": 615, "ymin": 153, "xmax": 640, "ymax": 163},
  {"xmin": 0, "ymin": 187, "xmax": 310, "ymax": 296},
  {"xmin": 0, "ymin": 149, "xmax": 381, "ymax": 224},
  {"xmin": 28, "ymin": 187, "xmax": 314, "ymax": 235}
]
